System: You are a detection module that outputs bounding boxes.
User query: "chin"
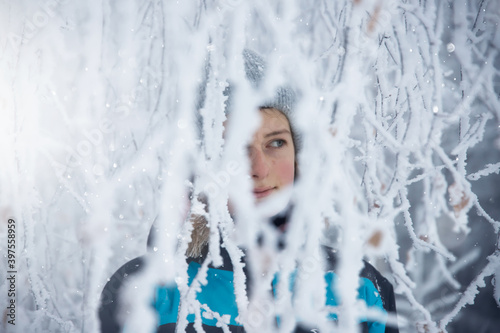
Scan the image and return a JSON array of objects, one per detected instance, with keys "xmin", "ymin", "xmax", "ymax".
[{"xmin": 254, "ymin": 186, "xmax": 293, "ymax": 218}]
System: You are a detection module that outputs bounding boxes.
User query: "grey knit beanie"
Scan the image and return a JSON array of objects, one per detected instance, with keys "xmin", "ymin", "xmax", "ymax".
[
  {"xmin": 197, "ymin": 49, "xmax": 301, "ymax": 153},
  {"xmin": 234, "ymin": 49, "xmax": 300, "ymax": 153}
]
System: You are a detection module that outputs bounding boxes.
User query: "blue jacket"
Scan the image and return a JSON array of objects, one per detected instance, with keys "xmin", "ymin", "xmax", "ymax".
[
  {"xmin": 150, "ymin": 246, "xmax": 386, "ymax": 333},
  {"xmin": 99, "ymin": 228, "xmax": 398, "ymax": 333}
]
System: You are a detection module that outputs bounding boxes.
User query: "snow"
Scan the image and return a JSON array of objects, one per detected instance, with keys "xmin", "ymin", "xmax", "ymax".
[{"xmin": 1, "ymin": 0, "xmax": 500, "ymax": 332}]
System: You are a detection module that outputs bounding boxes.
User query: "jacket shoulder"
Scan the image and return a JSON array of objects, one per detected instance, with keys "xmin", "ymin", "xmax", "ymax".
[
  {"xmin": 321, "ymin": 246, "xmax": 399, "ymax": 333},
  {"xmin": 99, "ymin": 256, "xmax": 147, "ymax": 333}
]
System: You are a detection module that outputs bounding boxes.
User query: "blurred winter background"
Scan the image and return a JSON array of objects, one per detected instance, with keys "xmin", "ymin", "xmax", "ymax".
[{"xmin": 1, "ymin": 0, "xmax": 500, "ymax": 332}]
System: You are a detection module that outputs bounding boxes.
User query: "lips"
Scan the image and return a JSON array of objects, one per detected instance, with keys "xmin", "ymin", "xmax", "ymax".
[{"xmin": 253, "ymin": 187, "xmax": 275, "ymax": 199}]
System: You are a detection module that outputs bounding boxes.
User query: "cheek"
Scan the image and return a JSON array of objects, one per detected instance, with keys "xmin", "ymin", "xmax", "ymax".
[{"xmin": 275, "ymin": 158, "xmax": 295, "ymax": 186}]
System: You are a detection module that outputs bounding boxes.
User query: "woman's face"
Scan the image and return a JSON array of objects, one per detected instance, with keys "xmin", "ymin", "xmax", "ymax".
[{"xmin": 249, "ymin": 108, "xmax": 295, "ymax": 202}]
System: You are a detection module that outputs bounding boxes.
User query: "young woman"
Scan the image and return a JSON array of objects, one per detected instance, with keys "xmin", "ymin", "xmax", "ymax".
[{"xmin": 99, "ymin": 50, "xmax": 398, "ymax": 333}]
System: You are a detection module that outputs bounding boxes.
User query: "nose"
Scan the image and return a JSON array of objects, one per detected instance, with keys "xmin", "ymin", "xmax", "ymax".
[{"xmin": 249, "ymin": 147, "xmax": 269, "ymax": 180}]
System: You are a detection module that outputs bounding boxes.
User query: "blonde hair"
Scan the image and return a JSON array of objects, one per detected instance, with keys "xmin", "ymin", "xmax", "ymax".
[{"xmin": 186, "ymin": 214, "xmax": 210, "ymax": 258}]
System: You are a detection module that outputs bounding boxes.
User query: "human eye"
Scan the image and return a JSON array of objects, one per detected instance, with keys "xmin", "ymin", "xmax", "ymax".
[{"xmin": 269, "ymin": 139, "xmax": 285, "ymax": 148}]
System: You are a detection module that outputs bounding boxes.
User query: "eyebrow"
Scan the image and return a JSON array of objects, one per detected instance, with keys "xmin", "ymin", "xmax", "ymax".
[{"xmin": 264, "ymin": 129, "xmax": 291, "ymax": 138}]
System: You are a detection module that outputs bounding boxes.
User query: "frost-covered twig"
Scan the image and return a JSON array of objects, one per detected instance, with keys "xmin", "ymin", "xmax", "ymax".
[
  {"xmin": 439, "ymin": 252, "xmax": 500, "ymax": 331},
  {"xmin": 467, "ymin": 162, "xmax": 500, "ymax": 181}
]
